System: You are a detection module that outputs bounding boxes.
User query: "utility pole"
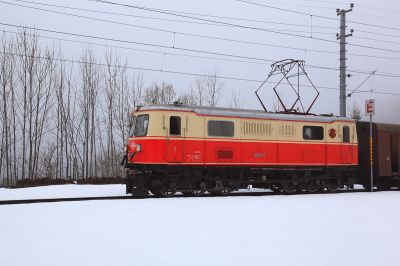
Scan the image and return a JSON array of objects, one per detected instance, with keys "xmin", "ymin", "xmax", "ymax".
[{"xmin": 336, "ymin": 4, "xmax": 354, "ymax": 117}]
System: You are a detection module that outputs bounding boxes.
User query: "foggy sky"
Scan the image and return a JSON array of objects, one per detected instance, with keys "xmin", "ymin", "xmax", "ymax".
[{"xmin": 1, "ymin": 0, "xmax": 399, "ymax": 123}]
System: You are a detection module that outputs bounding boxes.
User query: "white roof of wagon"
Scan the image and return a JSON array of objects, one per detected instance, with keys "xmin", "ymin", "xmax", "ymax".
[{"xmin": 137, "ymin": 104, "xmax": 355, "ymax": 123}]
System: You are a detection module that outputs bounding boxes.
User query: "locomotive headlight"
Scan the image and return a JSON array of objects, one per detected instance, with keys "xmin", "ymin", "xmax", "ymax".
[{"xmin": 136, "ymin": 144, "xmax": 142, "ymax": 152}]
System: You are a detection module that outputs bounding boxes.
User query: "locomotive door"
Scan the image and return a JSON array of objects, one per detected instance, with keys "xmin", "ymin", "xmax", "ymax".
[
  {"xmin": 167, "ymin": 115, "xmax": 184, "ymax": 162},
  {"xmin": 341, "ymin": 125, "xmax": 353, "ymax": 164}
]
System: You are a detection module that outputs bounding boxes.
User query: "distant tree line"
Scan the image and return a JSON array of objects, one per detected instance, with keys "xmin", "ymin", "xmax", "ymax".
[{"xmin": 0, "ymin": 28, "xmax": 243, "ymax": 187}]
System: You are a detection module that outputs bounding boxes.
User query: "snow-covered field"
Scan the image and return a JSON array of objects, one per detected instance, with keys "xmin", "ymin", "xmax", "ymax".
[
  {"xmin": 1, "ymin": 186, "xmax": 400, "ymax": 266},
  {"xmin": 0, "ymin": 184, "xmax": 127, "ymax": 200}
]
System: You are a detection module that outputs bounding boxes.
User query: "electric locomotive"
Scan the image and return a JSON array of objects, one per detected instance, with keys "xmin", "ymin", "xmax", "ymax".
[{"xmin": 123, "ymin": 104, "xmax": 360, "ymax": 197}]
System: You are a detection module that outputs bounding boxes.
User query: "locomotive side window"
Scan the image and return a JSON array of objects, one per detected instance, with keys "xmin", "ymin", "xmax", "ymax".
[
  {"xmin": 303, "ymin": 126, "xmax": 324, "ymax": 140},
  {"xmin": 134, "ymin": 114, "xmax": 149, "ymax": 137},
  {"xmin": 343, "ymin": 126, "xmax": 350, "ymax": 143},
  {"xmin": 170, "ymin": 116, "xmax": 181, "ymax": 135},
  {"xmin": 208, "ymin": 120, "xmax": 234, "ymax": 137}
]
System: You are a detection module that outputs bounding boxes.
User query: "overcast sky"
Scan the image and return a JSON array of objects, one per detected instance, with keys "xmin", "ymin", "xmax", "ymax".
[{"xmin": 1, "ymin": 0, "xmax": 399, "ymax": 123}]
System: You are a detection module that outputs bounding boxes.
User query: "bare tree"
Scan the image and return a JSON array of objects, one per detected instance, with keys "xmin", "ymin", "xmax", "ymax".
[
  {"xmin": 0, "ymin": 32, "xmax": 15, "ymax": 186},
  {"xmin": 102, "ymin": 50, "xmax": 134, "ymax": 178},
  {"xmin": 188, "ymin": 76, "xmax": 206, "ymax": 106},
  {"xmin": 79, "ymin": 48, "xmax": 101, "ymax": 179},
  {"xmin": 229, "ymin": 91, "xmax": 243, "ymax": 109},
  {"xmin": 14, "ymin": 29, "xmax": 56, "ymax": 181},
  {"xmin": 188, "ymin": 71, "xmax": 224, "ymax": 107},
  {"xmin": 143, "ymin": 82, "xmax": 176, "ymax": 105},
  {"xmin": 177, "ymin": 92, "xmax": 197, "ymax": 106},
  {"xmin": 204, "ymin": 70, "xmax": 223, "ymax": 107},
  {"xmin": 349, "ymin": 101, "xmax": 362, "ymax": 121}
]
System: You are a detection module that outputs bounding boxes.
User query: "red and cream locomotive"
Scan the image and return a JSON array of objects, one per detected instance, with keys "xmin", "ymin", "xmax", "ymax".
[{"xmin": 124, "ymin": 104, "xmax": 359, "ymax": 196}]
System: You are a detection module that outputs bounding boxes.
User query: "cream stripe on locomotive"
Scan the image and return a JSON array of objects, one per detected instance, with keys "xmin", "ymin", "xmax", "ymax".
[{"xmin": 133, "ymin": 109, "xmax": 357, "ymax": 144}]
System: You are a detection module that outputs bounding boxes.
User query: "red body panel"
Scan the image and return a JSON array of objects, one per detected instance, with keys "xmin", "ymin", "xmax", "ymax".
[{"xmin": 128, "ymin": 137, "xmax": 358, "ymax": 166}]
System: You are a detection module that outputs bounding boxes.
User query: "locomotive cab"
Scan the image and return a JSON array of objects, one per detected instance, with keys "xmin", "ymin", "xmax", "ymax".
[{"xmin": 127, "ymin": 113, "xmax": 149, "ymax": 162}]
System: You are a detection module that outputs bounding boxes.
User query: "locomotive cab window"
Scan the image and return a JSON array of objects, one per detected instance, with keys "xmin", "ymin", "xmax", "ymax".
[
  {"xmin": 208, "ymin": 120, "xmax": 234, "ymax": 137},
  {"xmin": 128, "ymin": 115, "xmax": 136, "ymax": 137},
  {"xmin": 134, "ymin": 114, "xmax": 149, "ymax": 137},
  {"xmin": 303, "ymin": 126, "xmax": 324, "ymax": 140},
  {"xmin": 343, "ymin": 126, "xmax": 350, "ymax": 143},
  {"xmin": 170, "ymin": 116, "xmax": 181, "ymax": 135}
]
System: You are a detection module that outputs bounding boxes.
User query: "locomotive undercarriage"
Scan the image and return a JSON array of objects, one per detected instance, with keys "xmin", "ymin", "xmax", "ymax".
[{"xmin": 125, "ymin": 164, "xmax": 356, "ymax": 197}]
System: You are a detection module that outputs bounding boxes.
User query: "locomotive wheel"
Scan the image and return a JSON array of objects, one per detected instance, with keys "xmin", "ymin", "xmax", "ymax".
[
  {"xmin": 160, "ymin": 182, "xmax": 177, "ymax": 197},
  {"xmin": 281, "ymin": 182, "xmax": 296, "ymax": 193},
  {"xmin": 325, "ymin": 181, "xmax": 339, "ymax": 192},
  {"xmin": 306, "ymin": 181, "xmax": 319, "ymax": 193},
  {"xmin": 192, "ymin": 181, "xmax": 207, "ymax": 196},
  {"xmin": 150, "ymin": 188, "xmax": 163, "ymax": 197},
  {"xmin": 296, "ymin": 182, "xmax": 307, "ymax": 192}
]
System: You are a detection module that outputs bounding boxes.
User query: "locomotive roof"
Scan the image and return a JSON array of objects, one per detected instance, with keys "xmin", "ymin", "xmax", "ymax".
[{"xmin": 137, "ymin": 104, "xmax": 355, "ymax": 123}]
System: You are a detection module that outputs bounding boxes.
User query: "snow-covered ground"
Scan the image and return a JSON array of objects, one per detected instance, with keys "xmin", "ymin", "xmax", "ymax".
[
  {"xmin": 0, "ymin": 184, "xmax": 272, "ymax": 200},
  {"xmin": 0, "ymin": 184, "xmax": 366, "ymax": 200},
  {"xmin": 1, "ymin": 187, "xmax": 400, "ymax": 266},
  {"xmin": 0, "ymin": 184, "xmax": 127, "ymax": 200}
]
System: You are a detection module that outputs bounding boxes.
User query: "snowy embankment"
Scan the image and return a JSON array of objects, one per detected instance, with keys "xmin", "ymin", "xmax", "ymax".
[
  {"xmin": 0, "ymin": 184, "xmax": 127, "ymax": 200},
  {"xmin": 1, "ymin": 190, "xmax": 400, "ymax": 266}
]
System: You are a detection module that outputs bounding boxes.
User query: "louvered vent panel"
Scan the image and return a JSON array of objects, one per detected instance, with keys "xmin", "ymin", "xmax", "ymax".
[{"xmin": 217, "ymin": 150, "xmax": 233, "ymax": 159}]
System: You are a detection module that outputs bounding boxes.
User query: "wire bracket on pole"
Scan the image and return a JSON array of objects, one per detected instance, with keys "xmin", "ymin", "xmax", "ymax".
[{"xmin": 255, "ymin": 59, "xmax": 320, "ymax": 115}]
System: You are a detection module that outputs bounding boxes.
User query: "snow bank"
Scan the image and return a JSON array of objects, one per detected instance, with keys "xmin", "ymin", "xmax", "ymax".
[{"xmin": 1, "ymin": 192, "xmax": 399, "ymax": 266}]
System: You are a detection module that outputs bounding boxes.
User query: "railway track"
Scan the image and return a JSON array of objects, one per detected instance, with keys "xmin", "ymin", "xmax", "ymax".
[
  {"xmin": 0, "ymin": 196, "xmax": 133, "ymax": 205},
  {"xmin": 0, "ymin": 188, "xmax": 372, "ymax": 205}
]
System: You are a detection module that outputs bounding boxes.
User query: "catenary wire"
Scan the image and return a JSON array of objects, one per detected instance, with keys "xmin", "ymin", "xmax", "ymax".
[
  {"xmin": 4, "ymin": 28, "xmax": 400, "ymax": 74},
  {"xmin": 90, "ymin": 0, "xmax": 400, "ymax": 55},
  {"xmin": 89, "ymin": 0, "xmax": 339, "ymax": 44},
  {"xmin": 2, "ymin": 22, "xmax": 400, "ymax": 79},
  {"xmin": 11, "ymin": 0, "xmax": 338, "ymax": 30},
  {"xmin": 2, "ymin": 50, "xmax": 400, "ymax": 96},
  {"xmin": 4, "ymin": 0, "xmax": 400, "ymax": 59},
  {"xmin": 236, "ymin": 0, "xmax": 400, "ymax": 32},
  {"xmin": 0, "ymin": 0, "xmax": 336, "ymax": 36}
]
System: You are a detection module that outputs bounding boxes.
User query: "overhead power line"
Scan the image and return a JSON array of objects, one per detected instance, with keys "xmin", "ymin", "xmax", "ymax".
[
  {"xmin": 11, "ymin": 0, "xmax": 338, "ymax": 30},
  {"xmin": 90, "ymin": 0, "xmax": 339, "ymax": 44},
  {"xmin": 4, "ymin": 28, "xmax": 400, "ymax": 76},
  {"xmin": 0, "ymin": 0, "xmax": 335, "ymax": 36},
  {"xmin": 90, "ymin": 0, "xmax": 400, "ymax": 55},
  {"xmin": 2, "ymin": 22, "xmax": 400, "ymax": 79},
  {"xmin": 3, "ymin": 0, "xmax": 400, "ymax": 59},
  {"xmin": 2, "ymin": 50, "xmax": 400, "ymax": 97},
  {"xmin": 1, "ymin": 29, "xmax": 270, "ymax": 66},
  {"xmin": 353, "ymin": 36, "xmax": 400, "ymax": 46},
  {"xmin": 236, "ymin": 0, "xmax": 338, "ymax": 21},
  {"xmin": 0, "ymin": 0, "xmax": 337, "ymax": 46},
  {"xmin": 356, "ymin": 29, "xmax": 400, "ymax": 39},
  {"xmin": 0, "ymin": 50, "xmax": 329, "ymax": 89},
  {"xmin": 237, "ymin": 0, "xmax": 400, "ymax": 32}
]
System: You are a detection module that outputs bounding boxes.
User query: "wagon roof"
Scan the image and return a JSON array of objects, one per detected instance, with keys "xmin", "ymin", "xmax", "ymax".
[
  {"xmin": 376, "ymin": 123, "xmax": 400, "ymax": 133},
  {"xmin": 137, "ymin": 104, "xmax": 355, "ymax": 123}
]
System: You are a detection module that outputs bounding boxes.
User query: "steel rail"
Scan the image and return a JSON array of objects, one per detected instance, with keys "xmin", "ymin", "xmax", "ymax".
[{"xmin": 0, "ymin": 189, "xmax": 373, "ymax": 205}]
